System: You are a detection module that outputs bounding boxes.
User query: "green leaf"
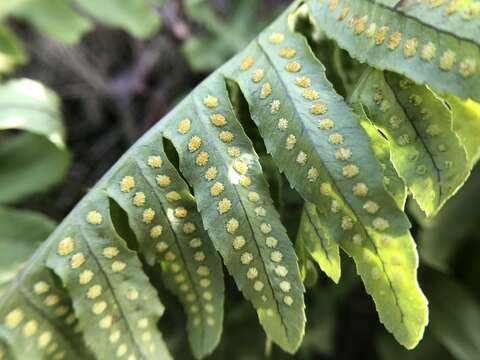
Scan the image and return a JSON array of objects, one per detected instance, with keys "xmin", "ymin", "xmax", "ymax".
[
  {"xmin": 352, "ymin": 69, "xmax": 469, "ymax": 216},
  {"xmin": 423, "ymin": 268, "xmax": 480, "ymax": 360},
  {"xmin": 296, "ymin": 203, "xmax": 341, "ymax": 283},
  {"xmin": 0, "ymin": 133, "xmax": 70, "ymax": 204},
  {"xmin": 309, "ymin": 0, "xmax": 480, "ymax": 102},
  {"xmin": 11, "ymin": 0, "xmax": 92, "ymax": 44},
  {"xmin": 0, "ymin": 78, "xmax": 66, "ymax": 148},
  {"xmin": 162, "ymin": 74, "xmax": 306, "ymax": 353},
  {"xmin": 0, "ymin": 206, "xmax": 55, "ymax": 292},
  {"xmin": 224, "ymin": 10, "xmax": 427, "ymax": 349},
  {"xmin": 107, "ymin": 139, "xmax": 224, "ymax": 359},
  {"xmin": 46, "ymin": 194, "xmax": 172, "ymax": 360},
  {"xmin": 74, "ymin": 0, "xmax": 160, "ymax": 39},
  {"xmin": 0, "ymin": 24, "xmax": 26, "ymax": 74},
  {"xmin": 444, "ymin": 94, "xmax": 480, "ymax": 167}
]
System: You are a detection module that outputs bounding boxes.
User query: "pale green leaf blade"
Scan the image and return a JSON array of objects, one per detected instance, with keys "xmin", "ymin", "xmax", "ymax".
[
  {"xmin": 296, "ymin": 202, "xmax": 341, "ymax": 283},
  {"xmin": 162, "ymin": 74, "xmax": 306, "ymax": 353},
  {"xmin": 444, "ymin": 94, "xmax": 480, "ymax": 167},
  {"xmin": 0, "ymin": 133, "xmax": 70, "ymax": 204},
  {"xmin": 46, "ymin": 195, "xmax": 172, "ymax": 360},
  {"xmin": 107, "ymin": 140, "xmax": 224, "ymax": 359},
  {"xmin": 309, "ymin": 0, "xmax": 480, "ymax": 102},
  {"xmin": 0, "ymin": 24, "xmax": 26, "ymax": 74},
  {"xmin": 74, "ymin": 0, "xmax": 160, "ymax": 39},
  {"xmin": 224, "ymin": 11, "xmax": 427, "ymax": 349},
  {"xmin": 0, "ymin": 207, "xmax": 55, "ymax": 292},
  {"xmin": 11, "ymin": 0, "xmax": 92, "ymax": 44},
  {"xmin": 352, "ymin": 69, "xmax": 469, "ymax": 216}
]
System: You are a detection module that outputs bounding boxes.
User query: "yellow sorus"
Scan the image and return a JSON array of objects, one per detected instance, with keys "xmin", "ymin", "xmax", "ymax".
[
  {"xmin": 196, "ymin": 265, "xmax": 210, "ymax": 276},
  {"xmin": 86, "ymin": 285, "xmax": 102, "ymax": 299},
  {"xmin": 189, "ymin": 238, "xmax": 202, "ymax": 248},
  {"xmin": 286, "ymin": 134, "xmax": 297, "ymax": 150},
  {"xmin": 439, "ymin": 50, "xmax": 456, "ymax": 70},
  {"xmin": 251, "ymin": 69, "xmax": 265, "ymax": 83},
  {"xmin": 226, "ymin": 218, "xmax": 239, "ymax": 234},
  {"xmin": 37, "ymin": 331, "xmax": 52, "ymax": 348},
  {"xmin": 260, "ymin": 83, "xmax": 272, "ymax": 98},
  {"xmin": 295, "ymin": 76, "xmax": 311, "ymax": 88},
  {"xmin": 22, "ymin": 320, "xmax": 38, "ymax": 337},
  {"xmin": 375, "ymin": 26, "xmax": 389, "ymax": 45},
  {"xmin": 232, "ymin": 236, "xmax": 246, "ymax": 250},
  {"xmin": 279, "ymin": 48, "xmax": 296, "ymax": 58},
  {"xmin": 284, "ymin": 62, "xmax": 302, "ymax": 73},
  {"xmin": 177, "ymin": 118, "xmax": 191, "ymax": 134},
  {"xmin": 328, "ymin": 0, "xmax": 339, "ymax": 12},
  {"xmin": 352, "ymin": 234, "xmax": 363, "ymax": 245},
  {"xmin": 57, "ymin": 237, "xmax": 75, "ymax": 256},
  {"xmin": 283, "ymin": 295, "xmax": 293, "ymax": 306},
  {"xmin": 132, "ymin": 191, "xmax": 146, "ymax": 205},
  {"xmin": 183, "ymin": 222, "xmax": 196, "ymax": 234},
  {"xmin": 217, "ymin": 198, "xmax": 232, "ymax": 214},
  {"xmin": 70, "ymin": 253, "xmax": 86, "ymax": 269},
  {"xmin": 239, "ymin": 175, "xmax": 252, "ymax": 187},
  {"xmin": 275, "ymin": 265, "xmax": 288, "ymax": 277},
  {"xmin": 110, "ymin": 261, "xmax": 126, "ymax": 273},
  {"xmin": 142, "ymin": 208, "xmax": 156, "ymax": 224},
  {"xmin": 260, "ymin": 223, "xmax": 272, "ymax": 234},
  {"xmin": 219, "ymin": 131, "xmax": 234, "ymax": 143},
  {"xmin": 33, "ymin": 281, "xmax": 50, "ymax": 295},
  {"xmin": 459, "ymin": 58, "xmax": 477, "ymax": 78},
  {"xmin": 253, "ymin": 281, "xmax": 264, "ymax": 292},
  {"xmin": 320, "ymin": 182, "xmax": 332, "ymax": 195},
  {"xmin": 203, "ymin": 95, "xmax": 218, "ymax": 108},
  {"xmin": 328, "ymin": 133, "xmax": 344, "ymax": 144},
  {"xmin": 279, "ymin": 281, "xmax": 291, "ymax": 293},
  {"xmin": 266, "ymin": 236, "xmax": 278, "ymax": 248},
  {"xmin": 341, "ymin": 216, "xmax": 354, "ymax": 231},
  {"xmin": 307, "ymin": 167, "xmax": 319, "ymax": 182},
  {"xmin": 310, "ymin": 102, "xmax": 328, "ymax": 115},
  {"xmin": 403, "ymin": 38, "xmax": 418, "ymax": 58},
  {"xmin": 137, "ymin": 318, "xmax": 149, "ymax": 329},
  {"xmin": 331, "ymin": 200, "xmax": 340, "ymax": 213},
  {"xmin": 246, "ymin": 267, "xmax": 258, "ymax": 279},
  {"xmin": 103, "ymin": 247, "xmax": 119, "ymax": 259},
  {"xmin": 174, "ymin": 207, "xmax": 188, "ymax": 218},
  {"xmin": 196, "ymin": 151, "xmax": 209, "ymax": 166},
  {"xmin": 194, "ymin": 251, "xmax": 205, "ymax": 262},
  {"xmin": 109, "ymin": 330, "xmax": 121, "ymax": 343},
  {"xmin": 269, "ymin": 32, "xmax": 284, "ymax": 44},
  {"xmin": 255, "ymin": 207, "xmax": 266, "ymax": 217},
  {"xmin": 270, "ymin": 99, "xmax": 281, "ymax": 114},
  {"xmin": 354, "ymin": 15, "xmax": 368, "ymax": 34},
  {"xmin": 318, "ymin": 118, "xmax": 335, "ymax": 130},
  {"xmin": 337, "ymin": 5, "xmax": 350, "ymax": 21},
  {"xmin": 444, "ymin": 0, "xmax": 460, "ymax": 16},
  {"xmin": 210, "ymin": 182, "xmax": 224, "ymax": 197},
  {"xmin": 366, "ymin": 23, "xmax": 377, "ymax": 38},
  {"xmin": 188, "ymin": 136, "xmax": 202, "ymax": 152},
  {"xmin": 270, "ymin": 250, "xmax": 283, "ymax": 262},
  {"xmin": 156, "ymin": 241, "xmax": 168, "ymax": 252},
  {"xmin": 210, "ymin": 113, "xmax": 226, "ymax": 127},
  {"xmin": 166, "ymin": 191, "xmax": 181, "ymax": 202},
  {"xmin": 373, "ymin": 217, "xmax": 390, "ymax": 231},
  {"xmin": 387, "ymin": 32, "xmax": 402, "ymax": 51},
  {"xmin": 233, "ymin": 160, "xmax": 248, "ymax": 175},
  {"xmin": 248, "ymin": 192, "xmax": 260, "ymax": 202},
  {"xmin": 363, "ymin": 200, "xmax": 380, "ymax": 214},
  {"xmin": 86, "ymin": 211, "xmax": 102, "ymax": 225},
  {"xmin": 240, "ymin": 56, "xmax": 254, "ymax": 71},
  {"xmin": 240, "ymin": 252, "xmax": 253, "ymax": 265},
  {"xmin": 204, "ymin": 166, "xmax": 218, "ymax": 181},
  {"xmin": 296, "ymin": 151, "xmax": 308, "ymax": 166},
  {"xmin": 303, "ymin": 89, "xmax": 319, "ymax": 100},
  {"xmin": 99, "ymin": 315, "xmax": 113, "ymax": 329},
  {"xmin": 92, "ymin": 301, "xmax": 107, "ymax": 315},
  {"xmin": 43, "ymin": 294, "xmax": 60, "ymax": 306},
  {"xmin": 228, "ymin": 146, "xmax": 241, "ymax": 157},
  {"xmin": 147, "ymin": 156, "xmax": 162, "ymax": 169},
  {"xmin": 335, "ymin": 147, "xmax": 352, "ymax": 160},
  {"xmin": 420, "ymin": 42, "xmax": 437, "ymax": 62},
  {"xmin": 79, "ymin": 270, "xmax": 94, "ymax": 285},
  {"xmin": 342, "ymin": 164, "xmax": 360, "ymax": 178},
  {"xmin": 5, "ymin": 309, "xmax": 24, "ymax": 329},
  {"xmin": 126, "ymin": 288, "xmax": 139, "ymax": 300},
  {"xmin": 120, "ymin": 176, "xmax": 135, "ymax": 192}
]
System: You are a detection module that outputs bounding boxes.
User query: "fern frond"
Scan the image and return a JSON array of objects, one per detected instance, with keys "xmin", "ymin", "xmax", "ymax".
[
  {"xmin": 107, "ymin": 139, "xmax": 224, "ymax": 359},
  {"xmin": 224, "ymin": 10, "xmax": 428, "ymax": 349},
  {"xmin": 309, "ymin": 0, "xmax": 480, "ymax": 102},
  {"xmin": 352, "ymin": 70, "xmax": 469, "ymax": 216},
  {"xmin": 162, "ymin": 74, "xmax": 306, "ymax": 353},
  {"xmin": 45, "ymin": 194, "xmax": 171, "ymax": 360}
]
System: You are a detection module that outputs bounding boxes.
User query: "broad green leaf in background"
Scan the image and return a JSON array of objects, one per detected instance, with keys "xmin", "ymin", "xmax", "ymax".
[
  {"xmin": 75, "ymin": 0, "xmax": 161, "ymax": 39},
  {"xmin": 309, "ymin": 0, "xmax": 480, "ymax": 102},
  {"xmin": 0, "ymin": 207, "xmax": 55, "ymax": 293},
  {"xmin": 10, "ymin": 0, "xmax": 92, "ymax": 45},
  {"xmin": 352, "ymin": 69, "xmax": 469, "ymax": 216},
  {"xmin": 0, "ymin": 24, "xmax": 26, "ymax": 74}
]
